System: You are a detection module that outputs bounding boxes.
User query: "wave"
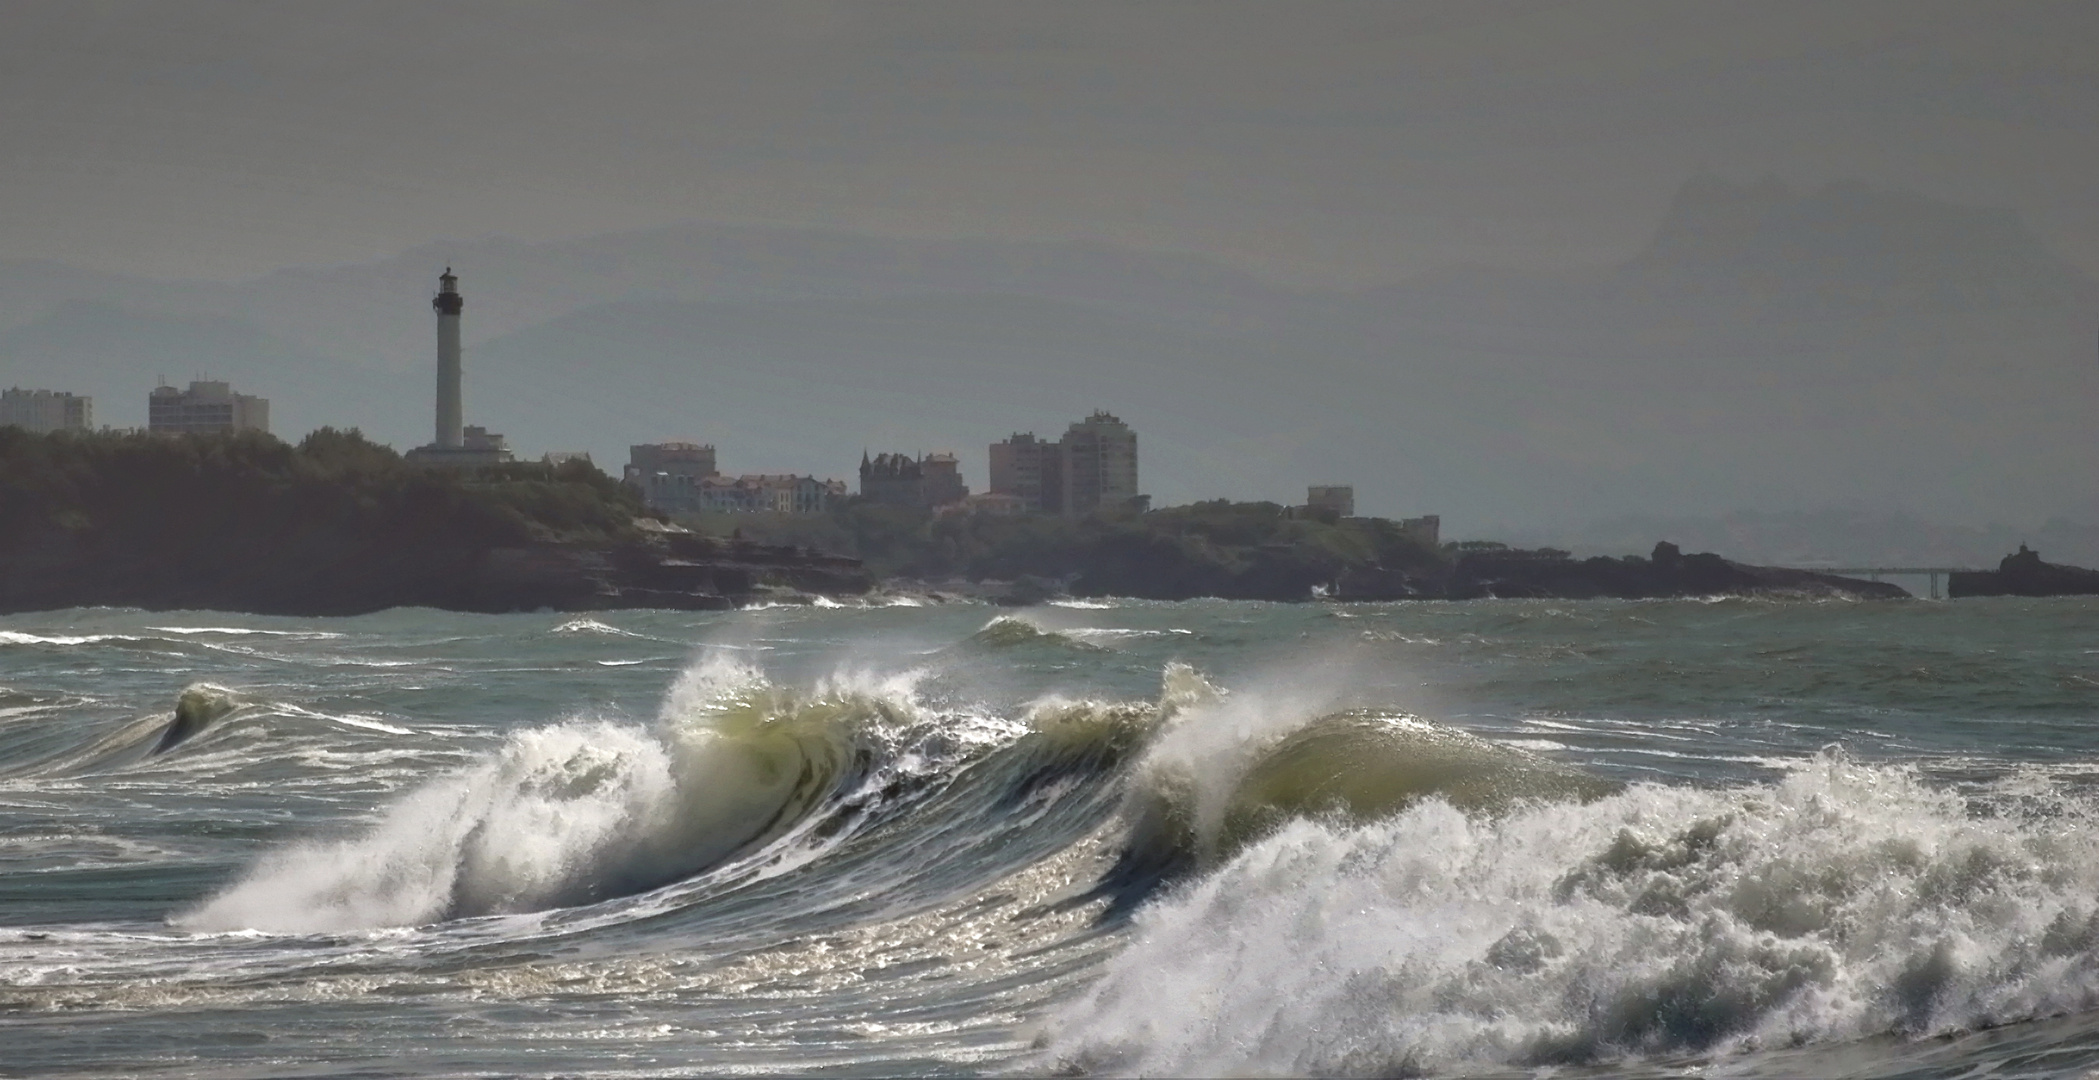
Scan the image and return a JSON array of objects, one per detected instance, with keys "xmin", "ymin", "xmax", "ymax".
[
  {"xmin": 152, "ymin": 684, "xmax": 241, "ymax": 754},
  {"xmin": 0, "ymin": 683, "xmax": 267, "ymax": 779},
  {"xmin": 1107, "ymin": 667, "xmax": 1615, "ymax": 889},
  {"xmin": 146, "ymin": 626, "xmax": 343, "ymax": 639},
  {"xmin": 968, "ymin": 615, "xmax": 1108, "ymax": 652},
  {"xmin": 0, "ymin": 630, "xmax": 142, "ymax": 647},
  {"xmin": 170, "ymin": 637, "xmax": 1203, "ymax": 938},
  {"xmin": 1048, "ymin": 749, "xmax": 2099, "ymax": 1075},
  {"xmin": 175, "ymin": 657, "xmax": 933, "ymax": 934},
  {"xmin": 550, "ymin": 618, "xmax": 645, "ymax": 637}
]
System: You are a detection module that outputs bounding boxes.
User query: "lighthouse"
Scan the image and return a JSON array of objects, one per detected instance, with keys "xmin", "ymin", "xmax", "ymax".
[
  {"xmin": 433, "ymin": 267, "xmax": 464, "ymax": 448},
  {"xmin": 406, "ymin": 267, "xmax": 513, "ymax": 467}
]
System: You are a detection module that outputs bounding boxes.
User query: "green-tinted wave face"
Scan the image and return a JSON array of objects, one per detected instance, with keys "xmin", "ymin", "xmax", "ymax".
[
  {"xmin": 1120, "ymin": 704, "xmax": 1621, "ymax": 876},
  {"xmin": 966, "ymin": 615, "xmax": 1108, "ymax": 652},
  {"xmin": 154, "ymin": 683, "xmax": 240, "ymax": 754},
  {"xmin": 1224, "ymin": 712, "xmax": 1619, "ymax": 846}
]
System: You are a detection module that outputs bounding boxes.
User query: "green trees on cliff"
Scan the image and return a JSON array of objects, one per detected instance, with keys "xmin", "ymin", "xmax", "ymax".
[
  {"xmin": 0, "ymin": 427, "xmax": 645, "ymax": 613},
  {"xmin": 679, "ymin": 498, "xmax": 1445, "ymax": 600}
]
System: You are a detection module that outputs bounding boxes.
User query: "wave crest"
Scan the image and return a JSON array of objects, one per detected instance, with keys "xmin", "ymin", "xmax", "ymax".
[
  {"xmin": 968, "ymin": 615, "xmax": 1106, "ymax": 652},
  {"xmin": 178, "ymin": 660, "xmax": 909, "ymax": 934},
  {"xmin": 1114, "ymin": 665, "xmax": 1612, "ymax": 878},
  {"xmin": 1049, "ymin": 749, "xmax": 2099, "ymax": 1075}
]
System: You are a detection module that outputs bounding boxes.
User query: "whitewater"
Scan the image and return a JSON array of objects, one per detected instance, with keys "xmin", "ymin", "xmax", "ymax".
[{"xmin": 4, "ymin": 597, "xmax": 2099, "ymax": 1077}]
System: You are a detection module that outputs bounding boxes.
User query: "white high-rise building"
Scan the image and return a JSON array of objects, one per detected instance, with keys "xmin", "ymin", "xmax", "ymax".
[
  {"xmin": 1058, "ymin": 411, "xmax": 1139, "ymax": 517},
  {"xmin": 0, "ymin": 388, "xmax": 91, "ymax": 433},
  {"xmin": 147, "ymin": 381, "xmax": 268, "ymax": 435}
]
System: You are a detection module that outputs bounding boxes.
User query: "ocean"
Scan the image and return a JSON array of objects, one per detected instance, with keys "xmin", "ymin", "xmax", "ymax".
[{"xmin": 4, "ymin": 597, "xmax": 2099, "ymax": 1078}]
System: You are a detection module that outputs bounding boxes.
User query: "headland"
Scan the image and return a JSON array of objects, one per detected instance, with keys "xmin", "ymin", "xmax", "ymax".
[
  {"xmin": 0, "ymin": 427, "xmax": 865, "ymax": 616},
  {"xmin": 1949, "ymin": 546, "xmax": 2099, "ymax": 598},
  {"xmin": 0, "ymin": 428, "xmax": 1909, "ymax": 614}
]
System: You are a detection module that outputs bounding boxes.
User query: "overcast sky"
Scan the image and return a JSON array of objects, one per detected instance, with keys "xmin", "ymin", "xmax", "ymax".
[{"xmin": 3, "ymin": 0, "xmax": 2093, "ymax": 287}]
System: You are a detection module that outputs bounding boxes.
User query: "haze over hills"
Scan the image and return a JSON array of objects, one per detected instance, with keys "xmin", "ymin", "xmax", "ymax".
[{"xmin": 1, "ymin": 176, "xmax": 2092, "ymax": 540}]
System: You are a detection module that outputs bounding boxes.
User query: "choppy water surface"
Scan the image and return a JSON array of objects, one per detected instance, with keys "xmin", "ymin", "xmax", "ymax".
[{"xmin": 3, "ymin": 597, "xmax": 2099, "ymax": 1077}]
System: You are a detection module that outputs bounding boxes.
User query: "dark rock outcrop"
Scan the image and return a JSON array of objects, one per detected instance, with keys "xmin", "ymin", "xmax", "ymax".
[
  {"xmin": 1438, "ymin": 541, "xmax": 1905, "ymax": 601},
  {"xmin": 1948, "ymin": 545, "xmax": 2099, "ymax": 598}
]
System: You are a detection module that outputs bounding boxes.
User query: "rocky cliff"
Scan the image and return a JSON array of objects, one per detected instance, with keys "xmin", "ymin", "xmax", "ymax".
[
  {"xmin": 1335, "ymin": 542, "xmax": 1906, "ymax": 601},
  {"xmin": 1948, "ymin": 546, "xmax": 2099, "ymax": 598}
]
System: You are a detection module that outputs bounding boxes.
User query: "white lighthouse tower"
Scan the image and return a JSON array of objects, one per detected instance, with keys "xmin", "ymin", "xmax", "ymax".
[
  {"xmin": 434, "ymin": 267, "xmax": 464, "ymax": 448},
  {"xmin": 406, "ymin": 267, "xmax": 513, "ymax": 467}
]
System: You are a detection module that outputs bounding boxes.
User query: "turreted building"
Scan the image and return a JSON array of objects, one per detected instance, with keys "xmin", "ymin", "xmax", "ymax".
[{"xmin": 859, "ymin": 451, "xmax": 969, "ymax": 509}]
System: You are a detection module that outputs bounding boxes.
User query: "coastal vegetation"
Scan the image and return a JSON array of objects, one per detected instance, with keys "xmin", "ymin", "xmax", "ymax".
[
  {"xmin": 0, "ymin": 428, "xmax": 1915, "ymax": 612},
  {"xmin": 0, "ymin": 427, "xmax": 648, "ymax": 614},
  {"xmin": 679, "ymin": 499, "xmax": 1446, "ymax": 600},
  {"xmin": 675, "ymin": 504, "xmax": 1912, "ymax": 602}
]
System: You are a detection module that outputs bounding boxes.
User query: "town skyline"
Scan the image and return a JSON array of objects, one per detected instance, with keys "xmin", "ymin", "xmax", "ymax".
[
  {"xmin": 1, "ymin": 2, "xmax": 2092, "ymax": 538},
  {"xmin": 4, "ymin": 170, "xmax": 2093, "ymax": 541}
]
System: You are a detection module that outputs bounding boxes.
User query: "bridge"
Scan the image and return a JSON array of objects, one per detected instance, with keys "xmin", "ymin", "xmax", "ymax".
[{"xmin": 1783, "ymin": 566, "xmax": 1984, "ymax": 600}]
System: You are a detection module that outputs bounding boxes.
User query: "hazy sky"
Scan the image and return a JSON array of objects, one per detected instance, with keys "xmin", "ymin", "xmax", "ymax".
[{"xmin": 4, "ymin": 0, "xmax": 2093, "ymax": 287}]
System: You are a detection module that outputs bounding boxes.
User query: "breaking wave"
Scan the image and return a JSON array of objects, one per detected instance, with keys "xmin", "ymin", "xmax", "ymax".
[
  {"xmin": 171, "ymin": 648, "xmax": 1190, "ymax": 937},
  {"xmin": 153, "ymin": 683, "xmax": 242, "ymax": 754},
  {"xmin": 1047, "ymin": 749, "xmax": 2099, "ymax": 1075},
  {"xmin": 968, "ymin": 615, "xmax": 1109, "ymax": 652},
  {"xmin": 144, "ymin": 623, "xmax": 2099, "ymax": 1074},
  {"xmin": 179, "ymin": 657, "xmax": 908, "ymax": 933},
  {"xmin": 549, "ymin": 618, "xmax": 645, "ymax": 638},
  {"xmin": 1106, "ymin": 665, "xmax": 1615, "ymax": 887},
  {"xmin": 0, "ymin": 630, "xmax": 143, "ymax": 648}
]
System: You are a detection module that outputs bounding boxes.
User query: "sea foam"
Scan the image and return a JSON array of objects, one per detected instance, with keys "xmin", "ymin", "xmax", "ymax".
[
  {"xmin": 1046, "ymin": 750, "xmax": 2099, "ymax": 1074},
  {"xmin": 179, "ymin": 655, "xmax": 902, "ymax": 933}
]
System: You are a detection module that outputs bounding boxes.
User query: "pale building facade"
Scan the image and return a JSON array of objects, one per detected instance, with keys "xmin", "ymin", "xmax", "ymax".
[
  {"xmin": 147, "ymin": 381, "xmax": 269, "ymax": 435},
  {"xmin": 699, "ymin": 474, "xmax": 845, "ymax": 513},
  {"xmin": 628, "ymin": 442, "xmax": 839, "ymax": 515},
  {"xmin": 626, "ymin": 442, "xmax": 718, "ymax": 513},
  {"xmin": 0, "ymin": 388, "xmax": 91, "ymax": 433},
  {"xmin": 947, "ymin": 492, "xmax": 1027, "ymax": 517},
  {"xmin": 920, "ymin": 453, "xmax": 967, "ymax": 508},
  {"xmin": 989, "ymin": 411, "xmax": 1140, "ymax": 517},
  {"xmin": 1398, "ymin": 515, "xmax": 1441, "ymax": 550},
  {"xmin": 988, "ymin": 432, "xmax": 1060, "ymax": 513},
  {"xmin": 1306, "ymin": 485, "xmax": 1355, "ymax": 517},
  {"xmin": 1058, "ymin": 411, "xmax": 1139, "ymax": 517}
]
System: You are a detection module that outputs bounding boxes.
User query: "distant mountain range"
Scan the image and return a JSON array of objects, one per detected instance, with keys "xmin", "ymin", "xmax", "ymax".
[{"xmin": 2, "ymin": 176, "xmax": 2092, "ymax": 534}]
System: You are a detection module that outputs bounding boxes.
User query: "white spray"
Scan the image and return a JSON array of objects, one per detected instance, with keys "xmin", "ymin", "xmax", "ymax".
[
  {"xmin": 179, "ymin": 654, "xmax": 893, "ymax": 934},
  {"xmin": 1046, "ymin": 750, "xmax": 2099, "ymax": 1075}
]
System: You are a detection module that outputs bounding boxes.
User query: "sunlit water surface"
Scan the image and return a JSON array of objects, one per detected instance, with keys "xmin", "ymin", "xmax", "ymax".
[{"xmin": 3, "ymin": 597, "xmax": 2098, "ymax": 1078}]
